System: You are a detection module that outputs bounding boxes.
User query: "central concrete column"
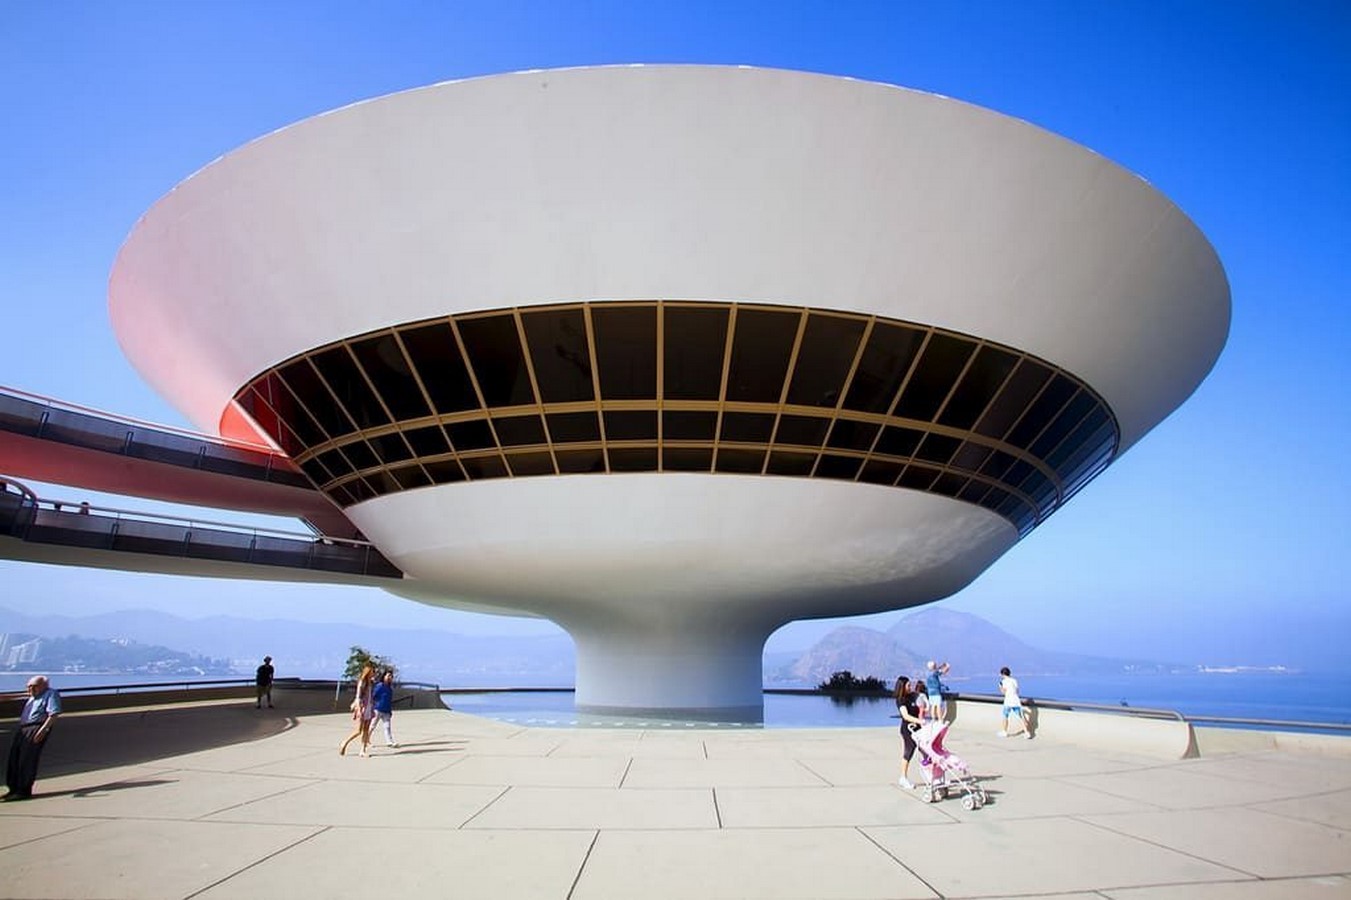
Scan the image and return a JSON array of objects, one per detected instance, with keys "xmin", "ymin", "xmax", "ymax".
[{"xmin": 566, "ymin": 618, "xmax": 772, "ymax": 722}]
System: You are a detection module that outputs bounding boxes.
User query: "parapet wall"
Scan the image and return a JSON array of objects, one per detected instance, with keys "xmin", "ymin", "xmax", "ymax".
[{"xmin": 947, "ymin": 696, "xmax": 1198, "ymax": 759}]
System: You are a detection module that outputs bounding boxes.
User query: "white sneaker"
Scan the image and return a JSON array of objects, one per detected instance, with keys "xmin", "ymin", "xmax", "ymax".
[
  {"xmin": 897, "ymin": 777, "xmax": 915, "ymax": 790},
  {"xmin": 997, "ymin": 730, "xmax": 1008, "ymax": 737},
  {"xmin": 1025, "ymin": 732, "xmax": 1033, "ymax": 740}
]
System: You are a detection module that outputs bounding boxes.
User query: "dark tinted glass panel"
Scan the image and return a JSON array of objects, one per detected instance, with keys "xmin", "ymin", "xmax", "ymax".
[
  {"xmin": 816, "ymin": 454, "xmax": 862, "ymax": 480},
  {"xmin": 981, "ymin": 487, "xmax": 1011, "ymax": 515},
  {"xmin": 604, "ymin": 410, "xmax": 657, "ymax": 441},
  {"xmin": 974, "ymin": 359, "xmax": 1051, "ymax": 440},
  {"xmin": 662, "ymin": 447, "xmax": 713, "ymax": 471},
  {"xmin": 898, "ymin": 465, "xmax": 939, "ymax": 490},
  {"xmin": 980, "ymin": 450, "xmax": 1016, "ymax": 480},
  {"xmin": 996, "ymin": 492, "xmax": 1028, "ymax": 520},
  {"xmin": 366, "ymin": 470, "xmax": 400, "ymax": 494},
  {"xmin": 1007, "ymin": 373, "xmax": 1077, "ymax": 450},
  {"xmin": 766, "ymin": 451, "xmax": 816, "ymax": 476},
  {"xmin": 843, "ymin": 322, "xmax": 925, "ymax": 413},
  {"xmin": 391, "ymin": 465, "xmax": 431, "ymax": 489},
  {"xmin": 447, "ymin": 419, "xmax": 496, "ymax": 451},
  {"xmin": 1003, "ymin": 459, "xmax": 1035, "ymax": 490},
  {"xmin": 316, "ymin": 448, "xmax": 352, "ymax": 478},
  {"xmin": 240, "ymin": 383, "xmax": 300, "ymax": 454},
  {"xmin": 786, "ymin": 314, "xmax": 866, "ymax": 407},
  {"xmin": 458, "ymin": 314, "xmax": 535, "ymax": 407},
  {"xmin": 349, "ymin": 333, "xmax": 432, "ymax": 422},
  {"xmin": 547, "ymin": 411, "xmax": 601, "ymax": 443},
  {"xmin": 326, "ymin": 484, "xmax": 356, "ymax": 507},
  {"xmin": 725, "ymin": 309, "xmax": 799, "ymax": 402},
  {"xmin": 267, "ymin": 410, "xmax": 306, "ymax": 456},
  {"xmin": 893, "ymin": 333, "xmax": 975, "ymax": 422},
  {"xmin": 774, "ymin": 414, "xmax": 829, "ymax": 447},
  {"xmin": 715, "ymin": 448, "xmax": 766, "ymax": 473},
  {"xmin": 314, "ymin": 346, "xmax": 388, "ymax": 431},
  {"xmin": 663, "ymin": 411, "xmax": 717, "ymax": 441},
  {"xmin": 607, "ymin": 447, "xmax": 658, "ymax": 471},
  {"xmin": 719, "ymin": 412, "xmax": 775, "ymax": 443},
  {"xmin": 592, "ymin": 306, "xmax": 656, "ymax": 400},
  {"xmin": 506, "ymin": 452, "xmax": 555, "ymax": 477},
  {"xmin": 403, "ymin": 425, "xmax": 449, "ymax": 457},
  {"xmin": 938, "ymin": 345, "xmax": 1018, "ymax": 430},
  {"xmin": 875, "ymin": 425, "xmax": 923, "ymax": 458},
  {"xmin": 1030, "ymin": 391, "xmax": 1094, "ymax": 459},
  {"xmin": 340, "ymin": 440, "xmax": 377, "ymax": 471},
  {"xmin": 950, "ymin": 441, "xmax": 992, "ymax": 472},
  {"xmin": 958, "ymin": 480, "xmax": 992, "ymax": 504},
  {"xmin": 826, "ymin": 419, "xmax": 879, "ymax": 451},
  {"xmin": 859, "ymin": 459, "xmax": 903, "ymax": 485},
  {"xmin": 460, "ymin": 455, "xmax": 508, "ymax": 480},
  {"xmin": 1023, "ymin": 471, "xmax": 1055, "ymax": 508},
  {"xmin": 932, "ymin": 472, "xmax": 968, "ymax": 497},
  {"xmin": 913, "ymin": 433, "xmax": 961, "ymax": 465},
  {"xmin": 281, "ymin": 400, "xmax": 326, "ymax": 448},
  {"xmin": 521, "ymin": 308, "xmax": 593, "ymax": 403},
  {"xmin": 1047, "ymin": 408, "xmax": 1110, "ymax": 472},
  {"xmin": 280, "ymin": 359, "xmax": 353, "ymax": 438},
  {"xmin": 344, "ymin": 478, "xmax": 375, "ymax": 503},
  {"xmin": 423, "ymin": 459, "xmax": 466, "ymax": 483},
  {"xmin": 664, "ymin": 306, "xmax": 729, "ymax": 400},
  {"xmin": 368, "ymin": 432, "xmax": 414, "ymax": 464},
  {"xmin": 300, "ymin": 459, "xmax": 332, "ymax": 485},
  {"xmin": 493, "ymin": 415, "xmax": 547, "ymax": 447},
  {"xmin": 555, "ymin": 449, "xmax": 606, "ymax": 473},
  {"xmin": 399, "ymin": 323, "xmax": 479, "ymax": 414}
]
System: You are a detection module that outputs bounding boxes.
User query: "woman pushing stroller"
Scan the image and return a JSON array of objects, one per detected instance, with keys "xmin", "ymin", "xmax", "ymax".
[{"xmin": 893, "ymin": 676, "xmax": 925, "ymax": 790}]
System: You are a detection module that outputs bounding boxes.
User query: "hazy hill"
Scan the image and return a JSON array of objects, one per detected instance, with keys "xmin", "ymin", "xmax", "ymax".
[
  {"xmin": 782, "ymin": 607, "xmax": 1177, "ymax": 686},
  {"xmin": 0, "ymin": 606, "xmax": 574, "ymax": 684}
]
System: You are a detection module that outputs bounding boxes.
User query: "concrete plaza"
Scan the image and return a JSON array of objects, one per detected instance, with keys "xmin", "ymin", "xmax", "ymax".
[{"xmin": 1, "ymin": 693, "xmax": 1348, "ymax": 899}]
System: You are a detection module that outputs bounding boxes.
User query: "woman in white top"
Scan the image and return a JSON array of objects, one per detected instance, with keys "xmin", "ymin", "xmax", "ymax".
[{"xmin": 998, "ymin": 666, "xmax": 1031, "ymax": 738}]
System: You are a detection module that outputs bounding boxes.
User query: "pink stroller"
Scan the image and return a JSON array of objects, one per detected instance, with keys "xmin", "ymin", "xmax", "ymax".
[{"xmin": 910, "ymin": 721, "xmax": 987, "ymax": 810}]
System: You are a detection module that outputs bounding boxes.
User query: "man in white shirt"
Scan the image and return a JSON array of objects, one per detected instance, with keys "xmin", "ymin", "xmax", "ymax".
[{"xmin": 4, "ymin": 675, "xmax": 61, "ymax": 801}]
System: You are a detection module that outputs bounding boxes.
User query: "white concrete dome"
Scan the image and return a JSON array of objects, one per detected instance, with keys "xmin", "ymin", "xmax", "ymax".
[{"xmin": 109, "ymin": 66, "xmax": 1230, "ymax": 717}]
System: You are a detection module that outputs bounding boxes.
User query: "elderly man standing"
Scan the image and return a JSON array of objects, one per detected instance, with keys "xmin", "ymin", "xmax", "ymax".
[{"xmin": 4, "ymin": 675, "xmax": 61, "ymax": 801}]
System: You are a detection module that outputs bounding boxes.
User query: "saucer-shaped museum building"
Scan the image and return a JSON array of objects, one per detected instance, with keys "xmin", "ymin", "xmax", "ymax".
[{"xmin": 110, "ymin": 66, "xmax": 1229, "ymax": 718}]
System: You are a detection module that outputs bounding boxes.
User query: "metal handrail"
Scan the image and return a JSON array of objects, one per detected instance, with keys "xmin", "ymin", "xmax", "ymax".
[
  {"xmin": 951, "ymin": 691, "xmax": 1351, "ymax": 731},
  {"xmin": 23, "ymin": 495, "xmax": 378, "ymax": 549},
  {"xmin": 0, "ymin": 477, "xmax": 39, "ymax": 503},
  {"xmin": 953, "ymin": 690, "xmax": 1186, "ymax": 721},
  {"xmin": 1, "ymin": 384, "xmax": 277, "ymax": 454},
  {"xmin": 1183, "ymin": 714, "xmax": 1351, "ymax": 733},
  {"xmin": 0, "ymin": 677, "xmax": 270, "ymax": 700}
]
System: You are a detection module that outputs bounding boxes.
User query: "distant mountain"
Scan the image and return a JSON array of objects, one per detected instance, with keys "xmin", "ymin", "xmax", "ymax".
[
  {"xmin": 783, "ymin": 627, "xmax": 925, "ymax": 685},
  {"xmin": 0, "ymin": 606, "xmax": 574, "ymax": 685},
  {"xmin": 780, "ymin": 607, "xmax": 1180, "ymax": 687},
  {"xmin": 1, "ymin": 631, "xmax": 233, "ymax": 676}
]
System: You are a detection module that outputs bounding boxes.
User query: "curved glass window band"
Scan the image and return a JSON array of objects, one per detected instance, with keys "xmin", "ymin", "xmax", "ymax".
[{"xmin": 235, "ymin": 302, "xmax": 1120, "ymax": 537}]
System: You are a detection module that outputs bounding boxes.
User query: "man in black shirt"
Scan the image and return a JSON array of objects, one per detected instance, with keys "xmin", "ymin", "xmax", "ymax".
[{"xmin": 255, "ymin": 656, "xmax": 275, "ymax": 709}]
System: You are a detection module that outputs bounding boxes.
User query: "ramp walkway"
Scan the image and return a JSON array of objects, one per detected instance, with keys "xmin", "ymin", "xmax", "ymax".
[
  {"xmin": 1, "ymin": 689, "xmax": 1347, "ymax": 899},
  {"xmin": 0, "ymin": 481, "xmax": 402, "ymax": 583},
  {"xmin": 0, "ymin": 386, "xmax": 355, "ymax": 538}
]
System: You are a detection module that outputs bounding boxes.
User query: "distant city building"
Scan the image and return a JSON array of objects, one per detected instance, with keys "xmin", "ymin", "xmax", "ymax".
[
  {"xmin": 46, "ymin": 67, "xmax": 1229, "ymax": 718},
  {"xmin": 2, "ymin": 635, "xmax": 42, "ymax": 667}
]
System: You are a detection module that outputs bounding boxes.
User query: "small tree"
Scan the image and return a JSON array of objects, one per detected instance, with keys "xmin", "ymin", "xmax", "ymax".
[
  {"xmin": 818, "ymin": 670, "xmax": 888, "ymax": 692},
  {"xmin": 343, "ymin": 645, "xmax": 396, "ymax": 681}
]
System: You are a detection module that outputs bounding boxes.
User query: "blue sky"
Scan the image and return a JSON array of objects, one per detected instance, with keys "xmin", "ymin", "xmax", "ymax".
[{"xmin": 1, "ymin": 2, "xmax": 1347, "ymax": 669}]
